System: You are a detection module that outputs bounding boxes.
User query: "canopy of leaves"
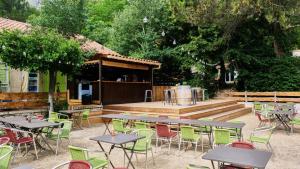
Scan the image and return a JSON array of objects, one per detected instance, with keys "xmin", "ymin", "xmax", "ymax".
[
  {"xmin": 0, "ymin": 0, "xmax": 38, "ymax": 21},
  {"xmin": 0, "ymin": 28, "xmax": 83, "ymax": 74},
  {"xmin": 29, "ymin": 0, "xmax": 86, "ymax": 36},
  {"xmin": 83, "ymin": 0, "xmax": 127, "ymax": 44}
]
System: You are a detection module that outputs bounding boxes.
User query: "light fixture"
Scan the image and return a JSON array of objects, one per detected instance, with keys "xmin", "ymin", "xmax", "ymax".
[
  {"xmin": 143, "ymin": 17, "xmax": 148, "ymax": 23},
  {"xmin": 173, "ymin": 39, "xmax": 176, "ymax": 45},
  {"xmin": 161, "ymin": 30, "xmax": 165, "ymax": 37}
]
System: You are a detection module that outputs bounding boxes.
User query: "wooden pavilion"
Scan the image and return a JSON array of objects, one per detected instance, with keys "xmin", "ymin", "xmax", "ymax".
[{"xmin": 68, "ymin": 37, "xmax": 161, "ymax": 105}]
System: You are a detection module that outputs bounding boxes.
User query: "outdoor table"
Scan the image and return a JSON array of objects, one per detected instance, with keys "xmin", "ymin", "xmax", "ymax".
[
  {"xmin": 268, "ymin": 104, "xmax": 294, "ymax": 133},
  {"xmin": 202, "ymin": 146, "xmax": 272, "ymax": 169},
  {"xmin": 0, "ymin": 116, "xmax": 61, "ymax": 155},
  {"xmin": 59, "ymin": 109, "xmax": 85, "ymax": 129},
  {"xmin": 100, "ymin": 114, "xmax": 141, "ymax": 134},
  {"xmin": 90, "ymin": 133, "xmax": 145, "ymax": 169}
]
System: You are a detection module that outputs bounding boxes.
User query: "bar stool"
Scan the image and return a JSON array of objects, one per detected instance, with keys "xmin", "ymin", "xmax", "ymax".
[
  {"xmin": 144, "ymin": 90, "xmax": 153, "ymax": 102},
  {"xmin": 163, "ymin": 89, "xmax": 176, "ymax": 105}
]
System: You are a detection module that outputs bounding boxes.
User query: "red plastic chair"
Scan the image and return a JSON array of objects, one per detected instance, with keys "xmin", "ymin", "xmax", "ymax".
[
  {"xmin": 5, "ymin": 128, "xmax": 38, "ymax": 159},
  {"xmin": 255, "ymin": 113, "xmax": 274, "ymax": 127},
  {"xmin": 36, "ymin": 114, "xmax": 44, "ymax": 120},
  {"xmin": 155, "ymin": 124, "xmax": 177, "ymax": 153},
  {"xmin": 0, "ymin": 137, "xmax": 10, "ymax": 146},
  {"xmin": 231, "ymin": 141, "xmax": 255, "ymax": 149},
  {"xmin": 52, "ymin": 160, "xmax": 92, "ymax": 169}
]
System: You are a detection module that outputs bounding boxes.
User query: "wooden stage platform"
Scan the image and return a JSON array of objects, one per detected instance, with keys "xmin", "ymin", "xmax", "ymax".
[{"xmin": 103, "ymin": 99, "xmax": 252, "ymax": 121}]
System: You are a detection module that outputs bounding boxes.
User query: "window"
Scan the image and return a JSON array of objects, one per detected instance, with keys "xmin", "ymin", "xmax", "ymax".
[
  {"xmin": 28, "ymin": 72, "xmax": 39, "ymax": 92},
  {"xmin": 0, "ymin": 62, "xmax": 9, "ymax": 92}
]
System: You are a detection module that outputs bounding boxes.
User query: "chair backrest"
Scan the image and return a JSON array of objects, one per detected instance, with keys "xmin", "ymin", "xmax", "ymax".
[
  {"xmin": 36, "ymin": 114, "xmax": 44, "ymax": 120},
  {"xmin": 231, "ymin": 141, "xmax": 255, "ymax": 149},
  {"xmin": 60, "ymin": 121, "xmax": 72, "ymax": 137},
  {"xmin": 156, "ymin": 124, "xmax": 171, "ymax": 137},
  {"xmin": 68, "ymin": 145, "xmax": 89, "ymax": 161},
  {"xmin": 4, "ymin": 129, "xmax": 17, "ymax": 143},
  {"xmin": 49, "ymin": 112, "xmax": 59, "ymax": 122},
  {"xmin": 0, "ymin": 137, "xmax": 10, "ymax": 146},
  {"xmin": 265, "ymin": 103, "xmax": 275, "ymax": 111},
  {"xmin": 134, "ymin": 129, "xmax": 154, "ymax": 148},
  {"xmin": 134, "ymin": 122, "xmax": 149, "ymax": 129},
  {"xmin": 112, "ymin": 119, "xmax": 125, "ymax": 133},
  {"xmin": 0, "ymin": 145, "xmax": 13, "ymax": 169},
  {"xmin": 255, "ymin": 112, "xmax": 263, "ymax": 122},
  {"xmin": 69, "ymin": 160, "xmax": 92, "ymax": 169},
  {"xmin": 253, "ymin": 102, "xmax": 263, "ymax": 111},
  {"xmin": 82, "ymin": 109, "xmax": 90, "ymax": 117},
  {"xmin": 180, "ymin": 126, "xmax": 195, "ymax": 140},
  {"xmin": 213, "ymin": 129, "xmax": 230, "ymax": 145}
]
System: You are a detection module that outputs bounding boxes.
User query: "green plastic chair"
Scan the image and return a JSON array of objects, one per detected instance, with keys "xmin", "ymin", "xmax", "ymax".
[
  {"xmin": 248, "ymin": 126, "xmax": 275, "ymax": 151},
  {"xmin": 213, "ymin": 128, "xmax": 235, "ymax": 147},
  {"xmin": 48, "ymin": 112, "xmax": 69, "ymax": 123},
  {"xmin": 126, "ymin": 129, "xmax": 154, "ymax": 169},
  {"xmin": 68, "ymin": 145, "xmax": 108, "ymax": 169},
  {"xmin": 134, "ymin": 121, "xmax": 149, "ymax": 129},
  {"xmin": 253, "ymin": 102, "xmax": 264, "ymax": 114},
  {"xmin": 112, "ymin": 119, "xmax": 131, "ymax": 133},
  {"xmin": 196, "ymin": 118, "xmax": 212, "ymax": 143},
  {"xmin": 186, "ymin": 164, "xmax": 210, "ymax": 169},
  {"xmin": 179, "ymin": 126, "xmax": 203, "ymax": 152},
  {"xmin": 47, "ymin": 120, "xmax": 73, "ymax": 154},
  {"xmin": 0, "ymin": 145, "xmax": 13, "ymax": 169},
  {"xmin": 226, "ymin": 120, "xmax": 243, "ymax": 139},
  {"xmin": 82, "ymin": 109, "xmax": 91, "ymax": 127},
  {"xmin": 290, "ymin": 117, "xmax": 300, "ymax": 133}
]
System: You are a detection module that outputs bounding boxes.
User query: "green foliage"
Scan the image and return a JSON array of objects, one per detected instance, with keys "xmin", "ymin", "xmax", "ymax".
[
  {"xmin": 29, "ymin": 0, "xmax": 86, "ymax": 36},
  {"xmin": 0, "ymin": 0, "xmax": 38, "ymax": 21},
  {"xmin": 0, "ymin": 28, "xmax": 83, "ymax": 74},
  {"xmin": 236, "ymin": 57, "xmax": 300, "ymax": 91},
  {"xmin": 83, "ymin": 0, "xmax": 127, "ymax": 43}
]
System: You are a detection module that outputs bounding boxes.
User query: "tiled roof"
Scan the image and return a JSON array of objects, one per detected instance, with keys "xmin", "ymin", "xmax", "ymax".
[
  {"xmin": 0, "ymin": 17, "xmax": 30, "ymax": 31},
  {"xmin": 0, "ymin": 17, "xmax": 161, "ymax": 66}
]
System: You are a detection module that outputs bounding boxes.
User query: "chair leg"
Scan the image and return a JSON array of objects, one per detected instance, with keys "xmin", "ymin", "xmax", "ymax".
[
  {"xmin": 56, "ymin": 138, "xmax": 60, "ymax": 155},
  {"xmin": 32, "ymin": 138, "xmax": 38, "ymax": 159},
  {"xmin": 178, "ymin": 138, "xmax": 181, "ymax": 152},
  {"xmin": 201, "ymin": 137, "xmax": 204, "ymax": 152},
  {"xmin": 88, "ymin": 119, "xmax": 91, "ymax": 127},
  {"xmin": 145, "ymin": 149, "xmax": 148, "ymax": 169},
  {"xmin": 168, "ymin": 138, "xmax": 172, "ymax": 154},
  {"xmin": 195, "ymin": 141, "xmax": 198, "ymax": 152},
  {"xmin": 155, "ymin": 138, "xmax": 158, "ymax": 152},
  {"xmin": 151, "ymin": 149, "xmax": 155, "ymax": 165}
]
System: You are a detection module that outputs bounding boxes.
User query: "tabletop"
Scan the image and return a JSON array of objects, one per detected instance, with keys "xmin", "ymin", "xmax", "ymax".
[
  {"xmin": 90, "ymin": 134, "xmax": 145, "ymax": 145},
  {"xmin": 100, "ymin": 114, "xmax": 245, "ymax": 129},
  {"xmin": 59, "ymin": 109, "xmax": 85, "ymax": 114},
  {"xmin": 0, "ymin": 116, "xmax": 60, "ymax": 129},
  {"xmin": 202, "ymin": 146, "xmax": 272, "ymax": 169}
]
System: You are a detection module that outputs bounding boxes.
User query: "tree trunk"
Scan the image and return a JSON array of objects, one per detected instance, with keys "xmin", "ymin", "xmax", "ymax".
[
  {"xmin": 48, "ymin": 70, "xmax": 57, "ymax": 115},
  {"xmin": 218, "ymin": 58, "xmax": 227, "ymax": 89}
]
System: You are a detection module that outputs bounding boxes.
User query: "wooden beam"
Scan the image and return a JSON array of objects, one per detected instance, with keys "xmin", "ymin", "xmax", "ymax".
[{"xmin": 102, "ymin": 60, "xmax": 149, "ymax": 70}]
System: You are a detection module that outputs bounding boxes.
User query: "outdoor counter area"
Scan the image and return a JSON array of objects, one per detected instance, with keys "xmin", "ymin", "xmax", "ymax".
[{"xmin": 1, "ymin": 1, "xmax": 300, "ymax": 169}]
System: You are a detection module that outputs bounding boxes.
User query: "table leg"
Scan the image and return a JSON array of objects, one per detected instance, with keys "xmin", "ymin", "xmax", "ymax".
[
  {"xmin": 275, "ymin": 114, "xmax": 291, "ymax": 132},
  {"xmin": 121, "ymin": 141, "xmax": 137, "ymax": 169},
  {"xmin": 211, "ymin": 160, "xmax": 215, "ymax": 169},
  {"xmin": 103, "ymin": 120, "xmax": 112, "ymax": 135},
  {"xmin": 208, "ymin": 126, "xmax": 213, "ymax": 148},
  {"xmin": 97, "ymin": 141, "xmax": 115, "ymax": 168}
]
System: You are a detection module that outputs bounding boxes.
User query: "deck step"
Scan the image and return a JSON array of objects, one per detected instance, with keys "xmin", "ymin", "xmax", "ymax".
[
  {"xmin": 102, "ymin": 109, "xmax": 179, "ymax": 118},
  {"xmin": 208, "ymin": 107, "xmax": 252, "ymax": 121},
  {"xmin": 180, "ymin": 104, "xmax": 244, "ymax": 119}
]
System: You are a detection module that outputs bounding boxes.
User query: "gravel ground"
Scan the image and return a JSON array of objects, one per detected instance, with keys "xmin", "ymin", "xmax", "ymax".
[{"xmin": 11, "ymin": 113, "xmax": 300, "ymax": 169}]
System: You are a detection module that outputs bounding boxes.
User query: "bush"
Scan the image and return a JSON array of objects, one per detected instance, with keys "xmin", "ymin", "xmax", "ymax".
[{"xmin": 236, "ymin": 57, "xmax": 300, "ymax": 91}]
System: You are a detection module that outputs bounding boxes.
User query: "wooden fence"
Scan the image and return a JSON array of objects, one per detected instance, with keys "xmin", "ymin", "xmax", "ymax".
[
  {"xmin": 152, "ymin": 86, "xmax": 173, "ymax": 101},
  {"xmin": 229, "ymin": 91, "xmax": 300, "ymax": 103},
  {"xmin": 0, "ymin": 92, "xmax": 67, "ymax": 109}
]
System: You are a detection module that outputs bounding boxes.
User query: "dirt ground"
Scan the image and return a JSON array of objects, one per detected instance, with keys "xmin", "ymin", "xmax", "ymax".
[{"xmin": 11, "ymin": 113, "xmax": 300, "ymax": 169}]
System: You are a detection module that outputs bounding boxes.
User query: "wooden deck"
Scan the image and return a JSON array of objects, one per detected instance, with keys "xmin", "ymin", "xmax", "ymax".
[{"xmin": 103, "ymin": 99, "xmax": 251, "ymax": 121}]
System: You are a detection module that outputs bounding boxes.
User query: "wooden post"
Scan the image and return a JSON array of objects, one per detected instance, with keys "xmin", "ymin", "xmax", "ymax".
[
  {"xmin": 98, "ymin": 59, "xmax": 102, "ymax": 105},
  {"xmin": 245, "ymin": 91, "xmax": 248, "ymax": 103},
  {"xmin": 274, "ymin": 91, "xmax": 277, "ymax": 103}
]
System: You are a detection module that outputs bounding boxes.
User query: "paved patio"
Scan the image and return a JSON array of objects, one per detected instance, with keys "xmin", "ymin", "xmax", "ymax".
[{"xmin": 12, "ymin": 113, "xmax": 300, "ymax": 169}]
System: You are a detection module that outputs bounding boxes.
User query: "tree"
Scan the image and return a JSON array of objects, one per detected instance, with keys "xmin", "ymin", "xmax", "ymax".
[
  {"xmin": 83, "ymin": 0, "xmax": 127, "ymax": 44},
  {"xmin": 0, "ymin": 28, "xmax": 84, "ymax": 111},
  {"xmin": 0, "ymin": 0, "xmax": 38, "ymax": 21},
  {"xmin": 29, "ymin": 0, "xmax": 86, "ymax": 36}
]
